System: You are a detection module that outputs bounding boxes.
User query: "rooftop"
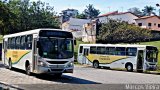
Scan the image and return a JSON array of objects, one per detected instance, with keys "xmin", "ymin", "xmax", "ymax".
[
  {"xmin": 135, "ymin": 15, "xmax": 160, "ymax": 20},
  {"xmin": 98, "ymin": 11, "xmax": 137, "ymax": 17}
]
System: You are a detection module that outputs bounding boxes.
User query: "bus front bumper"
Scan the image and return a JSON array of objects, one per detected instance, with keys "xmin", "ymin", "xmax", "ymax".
[
  {"xmin": 146, "ymin": 64, "xmax": 157, "ymax": 71},
  {"xmin": 36, "ymin": 66, "xmax": 74, "ymax": 74}
]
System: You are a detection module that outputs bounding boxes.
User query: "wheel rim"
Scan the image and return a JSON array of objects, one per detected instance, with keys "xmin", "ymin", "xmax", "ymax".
[
  {"xmin": 94, "ymin": 62, "xmax": 98, "ymax": 68},
  {"xmin": 9, "ymin": 61, "xmax": 12, "ymax": 69},
  {"xmin": 26, "ymin": 65, "xmax": 30, "ymax": 75},
  {"xmin": 127, "ymin": 65, "xmax": 132, "ymax": 71}
]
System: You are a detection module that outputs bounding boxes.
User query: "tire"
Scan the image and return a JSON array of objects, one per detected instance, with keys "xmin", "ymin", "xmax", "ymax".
[
  {"xmin": 8, "ymin": 60, "xmax": 12, "ymax": 70},
  {"xmin": 93, "ymin": 61, "xmax": 99, "ymax": 68},
  {"xmin": 126, "ymin": 64, "xmax": 133, "ymax": 72},
  {"xmin": 26, "ymin": 64, "xmax": 31, "ymax": 75}
]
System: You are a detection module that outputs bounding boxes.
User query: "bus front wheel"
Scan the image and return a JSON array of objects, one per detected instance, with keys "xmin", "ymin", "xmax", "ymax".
[{"xmin": 93, "ymin": 61, "xmax": 99, "ymax": 68}]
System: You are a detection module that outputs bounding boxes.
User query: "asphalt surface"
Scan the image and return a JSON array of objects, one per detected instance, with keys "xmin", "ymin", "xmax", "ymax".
[{"xmin": 0, "ymin": 61, "xmax": 160, "ymax": 90}]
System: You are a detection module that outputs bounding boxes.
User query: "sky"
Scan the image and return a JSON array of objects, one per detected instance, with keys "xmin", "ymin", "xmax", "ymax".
[{"xmin": 30, "ymin": 0, "xmax": 160, "ymax": 15}]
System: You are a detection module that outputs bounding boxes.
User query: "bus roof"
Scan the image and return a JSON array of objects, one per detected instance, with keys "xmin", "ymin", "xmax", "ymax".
[
  {"xmin": 3, "ymin": 28, "xmax": 67, "ymax": 38},
  {"xmin": 79, "ymin": 44, "xmax": 157, "ymax": 48}
]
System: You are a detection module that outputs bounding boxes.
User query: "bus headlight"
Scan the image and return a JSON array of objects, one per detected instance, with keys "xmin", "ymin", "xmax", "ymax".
[
  {"xmin": 65, "ymin": 61, "xmax": 74, "ymax": 68},
  {"xmin": 38, "ymin": 61, "xmax": 47, "ymax": 67}
]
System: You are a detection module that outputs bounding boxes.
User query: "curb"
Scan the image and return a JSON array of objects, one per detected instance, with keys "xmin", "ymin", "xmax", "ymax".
[{"xmin": 0, "ymin": 81, "xmax": 24, "ymax": 90}]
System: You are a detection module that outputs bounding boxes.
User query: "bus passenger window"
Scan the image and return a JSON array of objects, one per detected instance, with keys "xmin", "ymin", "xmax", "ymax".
[
  {"xmin": 20, "ymin": 36, "xmax": 26, "ymax": 49},
  {"xmin": 97, "ymin": 47, "xmax": 105, "ymax": 54},
  {"xmin": 11, "ymin": 38, "xmax": 15, "ymax": 49},
  {"xmin": 15, "ymin": 37, "xmax": 20, "ymax": 49},
  {"xmin": 126, "ymin": 47, "xmax": 137, "ymax": 56},
  {"xmin": 26, "ymin": 35, "xmax": 33, "ymax": 49},
  {"xmin": 8, "ymin": 38, "xmax": 11, "ymax": 49},
  {"xmin": 106, "ymin": 47, "xmax": 115, "ymax": 55},
  {"xmin": 115, "ymin": 47, "xmax": 126, "ymax": 56},
  {"xmin": 90, "ymin": 46, "xmax": 97, "ymax": 54}
]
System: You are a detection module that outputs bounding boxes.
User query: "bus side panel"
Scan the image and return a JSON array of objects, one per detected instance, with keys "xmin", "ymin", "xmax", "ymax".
[
  {"xmin": 15, "ymin": 50, "xmax": 32, "ymax": 70},
  {"xmin": 87, "ymin": 54, "xmax": 137, "ymax": 69},
  {"xmin": 6, "ymin": 50, "xmax": 32, "ymax": 70},
  {"xmin": 110, "ymin": 57, "xmax": 137, "ymax": 69}
]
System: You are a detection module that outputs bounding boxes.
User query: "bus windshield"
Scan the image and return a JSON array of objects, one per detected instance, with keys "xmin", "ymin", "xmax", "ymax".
[
  {"xmin": 146, "ymin": 46, "xmax": 158, "ymax": 62},
  {"xmin": 38, "ymin": 37, "xmax": 73, "ymax": 59}
]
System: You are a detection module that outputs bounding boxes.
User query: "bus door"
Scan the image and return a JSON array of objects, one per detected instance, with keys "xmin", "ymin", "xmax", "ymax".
[
  {"xmin": 137, "ymin": 50, "xmax": 144, "ymax": 70},
  {"xmin": 32, "ymin": 38, "xmax": 38, "ymax": 72},
  {"xmin": 82, "ymin": 48, "xmax": 89, "ymax": 64}
]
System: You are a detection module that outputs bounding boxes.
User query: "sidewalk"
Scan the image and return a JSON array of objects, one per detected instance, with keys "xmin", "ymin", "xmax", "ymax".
[{"xmin": 0, "ymin": 82, "xmax": 23, "ymax": 90}]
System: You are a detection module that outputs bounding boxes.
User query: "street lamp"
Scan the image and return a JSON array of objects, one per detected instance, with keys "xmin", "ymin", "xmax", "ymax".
[{"xmin": 156, "ymin": 3, "xmax": 160, "ymax": 16}]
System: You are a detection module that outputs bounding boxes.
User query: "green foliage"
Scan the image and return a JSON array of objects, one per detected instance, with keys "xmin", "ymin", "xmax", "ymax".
[
  {"xmin": 83, "ymin": 4, "xmax": 100, "ymax": 19},
  {"xmin": 97, "ymin": 19, "xmax": 152, "ymax": 43},
  {"xmin": 76, "ymin": 13, "xmax": 87, "ymax": 19},
  {"xmin": 142, "ymin": 6, "xmax": 156, "ymax": 16},
  {"xmin": 0, "ymin": 0, "xmax": 60, "ymax": 35},
  {"xmin": 128, "ymin": 7, "xmax": 143, "ymax": 16}
]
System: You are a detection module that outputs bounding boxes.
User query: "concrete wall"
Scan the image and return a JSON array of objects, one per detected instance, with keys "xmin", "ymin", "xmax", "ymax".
[
  {"xmin": 135, "ymin": 16, "xmax": 160, "ymax": 31},
  {"xmin": 98, "ymin": 13, "xmax": 138, "ymax": 24}
]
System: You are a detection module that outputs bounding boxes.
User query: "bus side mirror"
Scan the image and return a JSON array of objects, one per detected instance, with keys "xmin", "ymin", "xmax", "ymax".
[{"xmin": 74, "ymin": 40, "xmax": 76, "ymax": 45}]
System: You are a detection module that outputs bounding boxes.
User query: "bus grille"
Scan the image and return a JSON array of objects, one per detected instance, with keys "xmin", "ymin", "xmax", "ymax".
[{"xmin": 47, "ymin": 61, "xmax": 68, "ymax": 64}]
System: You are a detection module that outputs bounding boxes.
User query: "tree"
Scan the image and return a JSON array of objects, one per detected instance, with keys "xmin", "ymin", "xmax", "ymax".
[
  {"xmin": 142, "ymin": 6, "xmax": 156, "ymax": 16},
  {"xmin": 128, "ymin": 7, "xmax": 143, "ymax": 16},
  {"xmin": 0, "ymin": 0, "xmax": 60, "ymax": 35},
  {"xmin": 0, "ymin": 0, "xmax": 16, "ymax": 35},
  {"xmin": 83, "ymin": 4, "xmax": 100, "ymax": 19},
  {"xmin": 97, "ymin": 19, "xmax": 152, "ymax": 43},
  {"xmin": 76, "ymin": 13, "xmax": 87, "ymax": 19}
]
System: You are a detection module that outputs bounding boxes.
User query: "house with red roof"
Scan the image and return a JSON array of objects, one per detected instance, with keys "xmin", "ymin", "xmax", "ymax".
[
  {"xmin": 97, "ymin": 11, "xmax": 139, "ymax": 24},
  {"xmin": 135, "ymin": 16, "xmax": 160, "ymax": 31}
]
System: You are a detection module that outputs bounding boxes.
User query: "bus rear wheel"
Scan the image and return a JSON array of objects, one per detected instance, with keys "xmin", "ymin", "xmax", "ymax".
[
  {"xmin": 126, "ymin": 64, "xmax": 133, "ymax": 72},
  {"xmin": 93, "ymin": 61, "xmax": 99, "ymax": 68},
  {"xmin": 8, "ymin": 60, "xmax": 12, "ymax": 70},
  {"xmin": 26, "ymin": 64, "xmax": 31, "ymax": 75}
]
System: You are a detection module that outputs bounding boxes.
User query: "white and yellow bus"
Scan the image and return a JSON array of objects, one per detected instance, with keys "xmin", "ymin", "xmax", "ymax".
[
  {"xmin": 78, "ymin": 44, "xmax": 158, "ymax": 72},
  {"xmin": 2, "ymin": 29, "xmax": 74, "ymax": 76}
]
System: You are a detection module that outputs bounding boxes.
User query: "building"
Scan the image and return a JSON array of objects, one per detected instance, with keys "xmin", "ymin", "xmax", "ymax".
[
  {"xmin": 62, "ymin": 18, "xmax": 91, "ymax": 38},
  {"xmin": 82, "ymin": 20, "xmax": 97, "ymax": 43},
  {"xmin": 135, "ymin": 16, "xmax": 160, "ymax": 31},
  {"xmin": 97, "ymin": 11, "xmax": 138, "ymax": 24},
  {"xmin": 60, "ymin": 9, "xmax": 78, "ymax": 23}
]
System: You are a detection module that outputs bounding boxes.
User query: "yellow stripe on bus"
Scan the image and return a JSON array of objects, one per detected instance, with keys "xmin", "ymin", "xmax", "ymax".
[
  {"xmin": 6, "ymin": 50, "xmax": 31, "ymax": 64},
  {"xmin": 87, "ymin": 54, "xmax": 128, "ymax": 64}
]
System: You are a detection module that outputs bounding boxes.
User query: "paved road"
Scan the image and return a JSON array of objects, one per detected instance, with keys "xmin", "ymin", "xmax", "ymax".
[{"xmin": 1, "ymin": 62, "xmax": 160, "ymax": 90}]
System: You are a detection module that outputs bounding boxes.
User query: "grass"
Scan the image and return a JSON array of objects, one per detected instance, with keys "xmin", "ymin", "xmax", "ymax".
[
  {"xmin": 138, "ymin": 41, "xmax": 160, "ymax": 66},
  {"xmin": 0, "ymin": 35, "xmax": 3, "ymax": 43}
]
